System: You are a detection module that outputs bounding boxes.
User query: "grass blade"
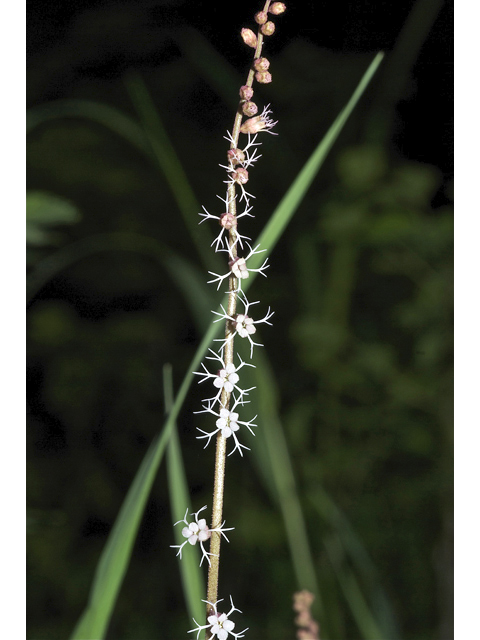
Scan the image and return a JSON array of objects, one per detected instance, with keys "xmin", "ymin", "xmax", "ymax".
[
  {"xmin": 310, "ymin": 488, "xmax": 399, "ymax": 639},
  {"xmin": 26, "ymin": 232, "xmax": 213, "ymax": 324},
  {"xmin": 164, "ymin": 364, "xmax": 205, "ymax": 624},
  {"xmin": 26, "ymin": 99, "xmax": 151, "ymax": 155},
  {"xmin": 26, "ymin": 92, "xmax": 216, "ymax": 272},
  {"xmin": 70, "ymin": 425, "xmax": 174, "ymax": 640},
  {"xmin": 247, "ymin": 352, "xmax": 323, "ymax": 612},
  {"xmin": 123, "ymin": 71, "xmax": 217, "ymax": 272},
  {"xmin": 247, "ymin": 52, "xmax": 385, "ymax": 272},
  {"xmin": 323, "ymin": 535, "xmax": 385, "ymax": 640},
  {"xmin": 174, "ymin": 27, "xmax": 242, "ymax": 110}
]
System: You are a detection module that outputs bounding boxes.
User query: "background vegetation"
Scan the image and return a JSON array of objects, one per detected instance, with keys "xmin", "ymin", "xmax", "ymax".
[{"xmin": 27, "ymin": 1, "xmax": 452, "ymax": 638}]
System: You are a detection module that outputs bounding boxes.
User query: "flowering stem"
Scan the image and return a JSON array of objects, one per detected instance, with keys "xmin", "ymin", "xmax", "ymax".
[
  {"xmin": 205, "ymin": 3, "xmax": 273, "ymax": 626},
  {"xmin": 181, "ymin": 2, "xmax": 285, "ymax": 637}
]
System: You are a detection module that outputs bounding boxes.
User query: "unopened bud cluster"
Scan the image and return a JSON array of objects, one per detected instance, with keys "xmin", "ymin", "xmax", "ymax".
[
  {"xmin": 176, "ymin": 3, "xmax": 286, "ymax": 639},
  {"xmin": 238, "ymin": 2, "xmax": 286, "ymax": 116}
]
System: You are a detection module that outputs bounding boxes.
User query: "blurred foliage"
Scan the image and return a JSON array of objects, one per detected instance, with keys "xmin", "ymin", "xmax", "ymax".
[
  {"xmin": 27, "ymin": 1, "xmax": 452, "ymax": 639},
  {"xmin": 27, "ymin": 191, "xmax": 82, "ymax": 265}
]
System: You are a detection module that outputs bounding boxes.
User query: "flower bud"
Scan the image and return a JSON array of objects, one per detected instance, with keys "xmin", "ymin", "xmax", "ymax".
[
  {"xmin": 261, "ymin": 21, "xmax": 275, "ymax": 36},
  {"xmin": 240, "ymin": 106, "xmax": 277, "ymax": 135},
  {"xmin": 255, "ymin": 11, "xmax": 268, "ymax": 24},
  {"xmin": 253, "ymin": 57, "xmax": 270, "ymax": 72},
  {"xmin": 242, "ymin": 101, "xmax": 258, "ymax": 116},
  {"xmin": 269, "ymin": 2, "xmax": 286, "ymax": 15},
  {"xmin": 255, "ymin": 71, "xmax": 272, "ymax": 84},
  {"xmin": 219, "ymin": 212, "xmax": 237, "ymax": 229},
  {"xmin": 239, "ymin": 85, "xmax": 254, "ymax": 101},
  {"xmin": 227, "ymin": 148, "xmax": 245, "ymax": 165},
  {"xmin": 241, "ymin": 28, "xmax": 257, "ymax": 48},
  {"xmin": 232, "ymin": 167, "xmax": 249, "ymax": 184}
]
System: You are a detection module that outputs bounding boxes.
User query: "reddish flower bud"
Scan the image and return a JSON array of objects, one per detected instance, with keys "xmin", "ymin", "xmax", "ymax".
[
  {"xmin": 241, "ymin": 28, "xmax": 257, "ymax": 48},
  {"xmin": 239, "ymin": 85, "xmax": 254, "ymax": 101},
  {"xmin": 253, "ymin": 57, "xmax": 270, "ymax": 72},
  {"xmin": 269, "ymin": 2, "xmax": 286, "ymax": 15},
  {"xmin": 261, "ymin": 21, "xmax": 275, "ymax": 36},
  {"xmin": 232, "ymin": 168, "xmax": 249, "ymax": 185},
  {"xmin": 255, "ymin": 71, "xmax": 272, "ymax": 84},
  {"xmin": 255, "ymin": 11, "xmax": 268, "ymax": 24},
  {"xmin": 227, "ymin": 148, "xmax": 245, "ymax": 165},
  {"xmin": 242, "ymin": 101, "xmax": 258, "ymax": 116},
  {"xmin": 219, "ymin": 212, "xmax": 237, "ymax": 230},
  {"xmin": 240, "ymin": 106, "xmax": 277, "ymax": 135},
  {"xmin": 240, "ymin": 116, "xmax": 262, "ymax": 135}
]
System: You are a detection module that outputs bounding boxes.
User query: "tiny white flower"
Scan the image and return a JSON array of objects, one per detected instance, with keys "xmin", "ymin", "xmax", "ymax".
[
  {"xmin": 235, "ymin": 314, "xmax": 256, "ymax": 338},
  {"xmin": 214, "ymin": 362, "xmax": 239, "ymax": 393},
  {"xmin": 188, "ymin": 597, "xmax": 248, "ymax": 640},
  {"xmin": 171, "ymin": 506, "xmax": 234, "ymax": 567},
  {"xmin": 196, "ymin": 395, "xmax": 257, "ymax": 456},
  {"xmin": 207, "ymin": 241, "xmax": 269, "ymax": 291},
  {"xmin": 212, "ymin": 292, "xmax": 274, "ymax": 357},
  {"xmin": 182, "ymin": 518, "xmax": 210, "ymax": 545},
  {"xmin": 216, "ymin": 407, "xmax": 240, "ymax": 437},
  {"xmin": 193, "ymin": 350, "xmax": 255, "ymax": 405},
  {"xmin": 230, "ymin": 257, "xmax": 249, "ymax": 280}
]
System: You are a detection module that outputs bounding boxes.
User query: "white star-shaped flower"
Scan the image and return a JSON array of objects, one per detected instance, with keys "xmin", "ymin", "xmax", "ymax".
[{"xmin": 188, "ymin": 597, "xmax": 248, "ymax": 639}]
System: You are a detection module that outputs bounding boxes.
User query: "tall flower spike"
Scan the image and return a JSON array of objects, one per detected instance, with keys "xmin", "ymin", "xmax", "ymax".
[
  {"xmin": 188, "ymin": 596, "xmax": 248, "ymax": 640},
  {"xmin": 186, "ymin": 2, "xmax": 286, "ymax": 634},
  {"xmin": 171, "ymin": 506, "xmax": 234, "ymax": 567}
]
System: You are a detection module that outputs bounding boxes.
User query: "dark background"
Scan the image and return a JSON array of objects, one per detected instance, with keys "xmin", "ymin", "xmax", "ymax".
[{"xmin": 27, "ymin": 1, "xmax": 453, "ymax": 639}]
